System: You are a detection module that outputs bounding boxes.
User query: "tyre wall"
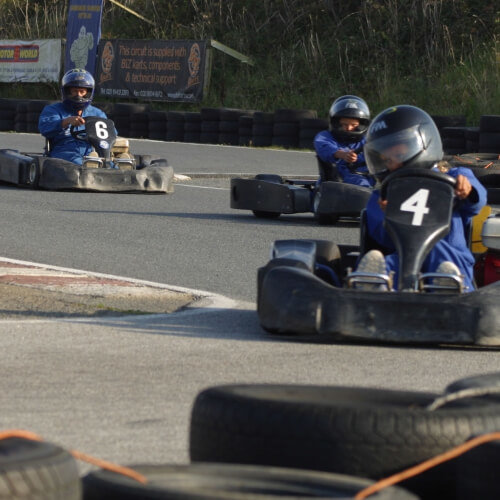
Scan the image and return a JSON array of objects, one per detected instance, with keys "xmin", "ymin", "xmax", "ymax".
[{"xmin": 0, "ymin": 98, "xmax": 498, "ymax": 154}]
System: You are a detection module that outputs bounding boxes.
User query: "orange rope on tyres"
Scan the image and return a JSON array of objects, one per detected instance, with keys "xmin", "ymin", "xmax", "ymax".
[
  {"xmin": 0, "ymin": 429, "xmax": 148, "ymax": 485},
  {"xmin": 354, "ymin": 431, "xmax": 500, "ymax": 499}
]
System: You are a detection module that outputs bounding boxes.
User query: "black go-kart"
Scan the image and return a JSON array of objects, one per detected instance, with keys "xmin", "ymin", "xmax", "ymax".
[
  {"xmin": 230, "ymin": 157, "xmax": 371, "ymax": 225},
  {"xmin": 257, "ymin": 168, "xmax": 500, "ymax": 346},
  {"xmin": 0, "ymin": 116, "xmax": 174, "ymax": 193}
]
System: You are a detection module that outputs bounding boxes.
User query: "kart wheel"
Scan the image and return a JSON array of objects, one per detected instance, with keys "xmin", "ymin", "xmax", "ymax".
[
  {"xmin": 190, "ymin": 384, "xmax": 500, "ymax": 500},
  {"xmin": 82, "ymin": 462, "xmax": 417, "ymax": 500},
  {"xmin": 22, "ymin": 159, "xmax": 40, "ymax": 188},
  {"xmin": 253, "ymin": 210, "xmax": 281, "ymax": 219},
  {"xmin": 0, "ymin": 437, "xmax": 81, "ymax": 499},
  {"xmin": 312, "ymin": 190, "xmax": 339, "ymax": 225}
]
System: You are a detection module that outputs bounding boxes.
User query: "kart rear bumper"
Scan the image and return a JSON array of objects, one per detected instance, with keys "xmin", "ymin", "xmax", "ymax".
[
  {"xmin": 39, "ymin": 158, "xmax": 174, "ymax": 193},
  {"xmin": 258, "ymin": 265, "xmax": 500, "ymax": 346}
]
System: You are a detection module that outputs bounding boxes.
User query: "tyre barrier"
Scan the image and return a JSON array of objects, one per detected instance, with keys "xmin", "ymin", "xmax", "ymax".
[
  {"xmin": 0, "ymin": 435, "xmax": 81, "ymax": 499},
  {"xmin": 82, "ymin": 463, "xmax": 419, "ymax": 499},
  {"xmin": 189, "ymin": 380, "xmax": 500, "ymax": 500},
  {"xmin": 1, "ymin": 99, "xmax": 498, "ymax": 154}
]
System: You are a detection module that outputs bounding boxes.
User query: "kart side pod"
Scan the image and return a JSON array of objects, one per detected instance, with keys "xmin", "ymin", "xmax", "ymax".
[{"xmin": 0, "ymin": 149, "xmax": 35, "ymax": 185}]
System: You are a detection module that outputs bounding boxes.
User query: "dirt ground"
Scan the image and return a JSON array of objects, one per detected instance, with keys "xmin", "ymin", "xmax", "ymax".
[{"xmin": 0, "ymin": 283, "xmax": 195, "ymax": 319}]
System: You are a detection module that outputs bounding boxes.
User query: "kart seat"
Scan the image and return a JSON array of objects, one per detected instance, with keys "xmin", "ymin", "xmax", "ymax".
[{"xmin": 316, "ymin": 156, "xmax": 340, "ymax": 182}]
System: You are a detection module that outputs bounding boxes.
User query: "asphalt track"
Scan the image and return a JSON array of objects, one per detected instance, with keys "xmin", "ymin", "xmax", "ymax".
[{"xmin": 0, "ymin": 132, "xmax": 499, "ymax": 472}]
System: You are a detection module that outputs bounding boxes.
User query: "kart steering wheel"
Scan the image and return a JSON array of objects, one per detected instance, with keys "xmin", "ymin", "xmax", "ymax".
[
  {"xmin": 70, "ymin": 124, "xmax": 88, "ymax": 142},
  {"xmin": 380, "ymin": 167, "xmax": 456, "ymax": 200}
]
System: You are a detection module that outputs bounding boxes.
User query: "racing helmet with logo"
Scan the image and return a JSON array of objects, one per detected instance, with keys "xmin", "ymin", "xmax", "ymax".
[
  {"xmin": 364, "ymin": 105, "xmax": 443, "ymax": 181},
  {"xmin": 328, "ymin": 95, "xmax": 371, "ymax": 142},
  {"xmin": 61, "ymin": 68, "xmax": 95, "ymax": 111}
]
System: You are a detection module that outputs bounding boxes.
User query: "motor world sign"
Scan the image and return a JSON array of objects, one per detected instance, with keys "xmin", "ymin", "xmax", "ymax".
[
  {"xmin": 0, "ymin": 40, "xmax": 61, "ymax": 82},
  {"xmin": 96, "ymin": 39, "xmax": 207, "ymax": 102}
]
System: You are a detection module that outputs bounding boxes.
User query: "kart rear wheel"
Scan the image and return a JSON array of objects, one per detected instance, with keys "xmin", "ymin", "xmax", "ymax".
[
  {"xmin": 253, "ymin": 210, "xmax": 281, "ymax": 219},
  {"xmin": 22, "ymin": 158, "xmax": 40, "ymax": 188}
]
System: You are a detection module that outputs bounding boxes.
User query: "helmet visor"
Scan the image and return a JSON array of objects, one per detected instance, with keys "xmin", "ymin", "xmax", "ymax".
[{"xmin": 365, "ymin": 124, "xmax": 426, "ymax": 176}]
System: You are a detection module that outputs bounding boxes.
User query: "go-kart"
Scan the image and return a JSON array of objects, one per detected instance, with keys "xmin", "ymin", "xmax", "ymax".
[
  {"xmin": 257, "ymin": 168, "xmax": 500, "ymax": 346},
  {"xmin": 230, "ymin": 158, "xmax": 371, "ymax": 224},
  {"xmin": 0, "ymin": 116, "xmax": 174, "ymax": 193}
]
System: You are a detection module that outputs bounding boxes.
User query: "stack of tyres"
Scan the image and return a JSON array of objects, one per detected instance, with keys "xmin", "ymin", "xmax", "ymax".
[
  {"xmin": 14, "ymin": 101, "xmax": 29, "ymax": 132},
  {"xmin": 200, "ymin": 108, "xmax": 220, "ymax": 144},
  {"xmin": 479, "ymin": 115, "xmax": 500, "ymax": 153},
  {"xmin": 272, "ymin": 109, "xmax": 317, "ymax": 149},
  {"xmin": 440, "ymin": 126, "xmax": 467, "ymax": 155},
  {"xmin": 184, "ymin": 111, "xmax": 202, "ymax": 143},
  {"xmin": 0, "ymin": 98, "xmax": 17, "ymax": 131},
  {"xmin": 27, "ymin": 100, "xmax": 55, "ymax": 133},
  {"xmin": 166, "ymin": 111, "xmax": 185, "ymax": 141},
  {"xmin": 218, "ymin": 108, "xmax": 253, "ymax": 145},
  {"xmin": 147, "ymin": 110, "xmax": 168, "ymax": 140},
  {"xmin": 465, "ymin": 126, "xmax": 480, "ymax": 153},
  {"xmin": 299, "ymin": 117, "xmax": 329, "ymax": 150},
  {"xmin": 238, "ymin": 114, "xmax": 253, "ymax": 146},
  {"xmin": 113, "ymin": 103, "xmax": 149, "ymax": 138},
  {"xmin": 129, "ymin": 111, "xmax": 149, "ymax": 138},
  {"xmin": 252, "ymin": 111, "xmax": 274, "ymax": 147}
]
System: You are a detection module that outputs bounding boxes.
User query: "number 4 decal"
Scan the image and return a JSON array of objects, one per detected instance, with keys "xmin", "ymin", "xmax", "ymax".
[{"xmin": 400, "ymin": 188, "xmax": 430, "ymax": 225}]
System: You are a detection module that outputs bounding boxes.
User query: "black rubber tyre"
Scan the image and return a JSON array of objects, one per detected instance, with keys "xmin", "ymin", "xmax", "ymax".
[
  {"xmin": 0, "ymin": 437, "xmax": 81, "ymax": 499},
  {"xmin": 479, "ymin": 132, "xmax": 500, "ymax": 153},
  {"xmin": 273, "ymin": 109, "xmax": 317, "ymax": 122},
  {"xmin": 189, "ymin": 384, "xmax": 500, "ymax": 500},
  {"xmin": 479, "ymin": 115, "xmax": 500, "ymax": 133},
  {"xmin": 456, "ymin": 438, "xmax": 500, "ymax": 499},
  {"xmin": 255, "ymin": 174, "xmax": 283, "ymax": 183},
  {"xmin": 82, "ymin": 462, "xmax": 418, "ymax": 499},
  {"xmin": 445, "ymin": 372, "xmax": 500, "ymax": 394},
  {"xmin": 21, "ymin": 157, "xmax": 40, "ymax": 188}
]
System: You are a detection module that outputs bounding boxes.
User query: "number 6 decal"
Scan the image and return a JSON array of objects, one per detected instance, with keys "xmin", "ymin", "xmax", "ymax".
[
  {"xmin": 95, "ymin": 120, "xmax": 109, "ymax": 139},
  {"xmin": 400, "ymin": 188, "xmax": 430, "ymax": 226}
]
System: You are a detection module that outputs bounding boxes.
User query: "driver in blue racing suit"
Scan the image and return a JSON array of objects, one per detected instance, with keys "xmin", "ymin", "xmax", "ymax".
[
  {"xmin": 38, "ymin": 69, "xmax": 108, "ymax": 165},
  {"xmin": 314, "ymin": 95, "xmax": 375, "ymax": 188},
  {"xmin": 355, "ymin": 105, "xmax": 486, "ymax": 291}
]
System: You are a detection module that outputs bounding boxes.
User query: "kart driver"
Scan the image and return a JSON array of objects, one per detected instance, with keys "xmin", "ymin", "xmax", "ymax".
[
  {"xmin": 314, "ymin": 95, "xmax": 374, "ymax": 188},
  {"xmin": 353, "ymin": 104, "xmax": 486, "ymax": 291},
  {"xmin": 38, "ymin": 69, "xmax": 109, "ymax": 165}
]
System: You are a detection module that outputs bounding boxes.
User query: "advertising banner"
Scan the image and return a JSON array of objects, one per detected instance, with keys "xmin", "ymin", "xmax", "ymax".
[
  {"xmin": 65, "ymin": 0, "xmax": 103, "ymax": 74},
  {"xmin": 0, "ymin": 39, "xmax": 61, "ymax": 82},
  {"xmin": 96, "ymin": 39, "xmax": 206, "ymax": 102}
]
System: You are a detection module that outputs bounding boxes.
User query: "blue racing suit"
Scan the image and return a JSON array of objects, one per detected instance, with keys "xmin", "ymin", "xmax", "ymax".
[
  {"xmin": 365, "ymin": 166, "xmax": 487, "ymax": 291},
  {"xmin": 314, "ymin": 130, "xmax": 375, "ymax": 188},
  {"xmin": 38, "ymin": 102, "xmax": 108, "ymax": 165}
]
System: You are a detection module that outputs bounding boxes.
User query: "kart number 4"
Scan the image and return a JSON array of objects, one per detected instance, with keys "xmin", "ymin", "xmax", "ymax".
[{"xmin": 400, "ymin": 188, "xmax": 430, "ymax": 226}]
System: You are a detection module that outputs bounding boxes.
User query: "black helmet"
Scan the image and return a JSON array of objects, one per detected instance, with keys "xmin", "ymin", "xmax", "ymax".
[
  {"xmin": 364, "ymin": 105, "xmax": 443, "ymax": 180},
  {"xmin": 328, "ymin": 95, "xmax": 371, "ymax": 142},
  {"xmin": 61, "ymin": 68, "xmax": 95, "ymax": 111}
]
